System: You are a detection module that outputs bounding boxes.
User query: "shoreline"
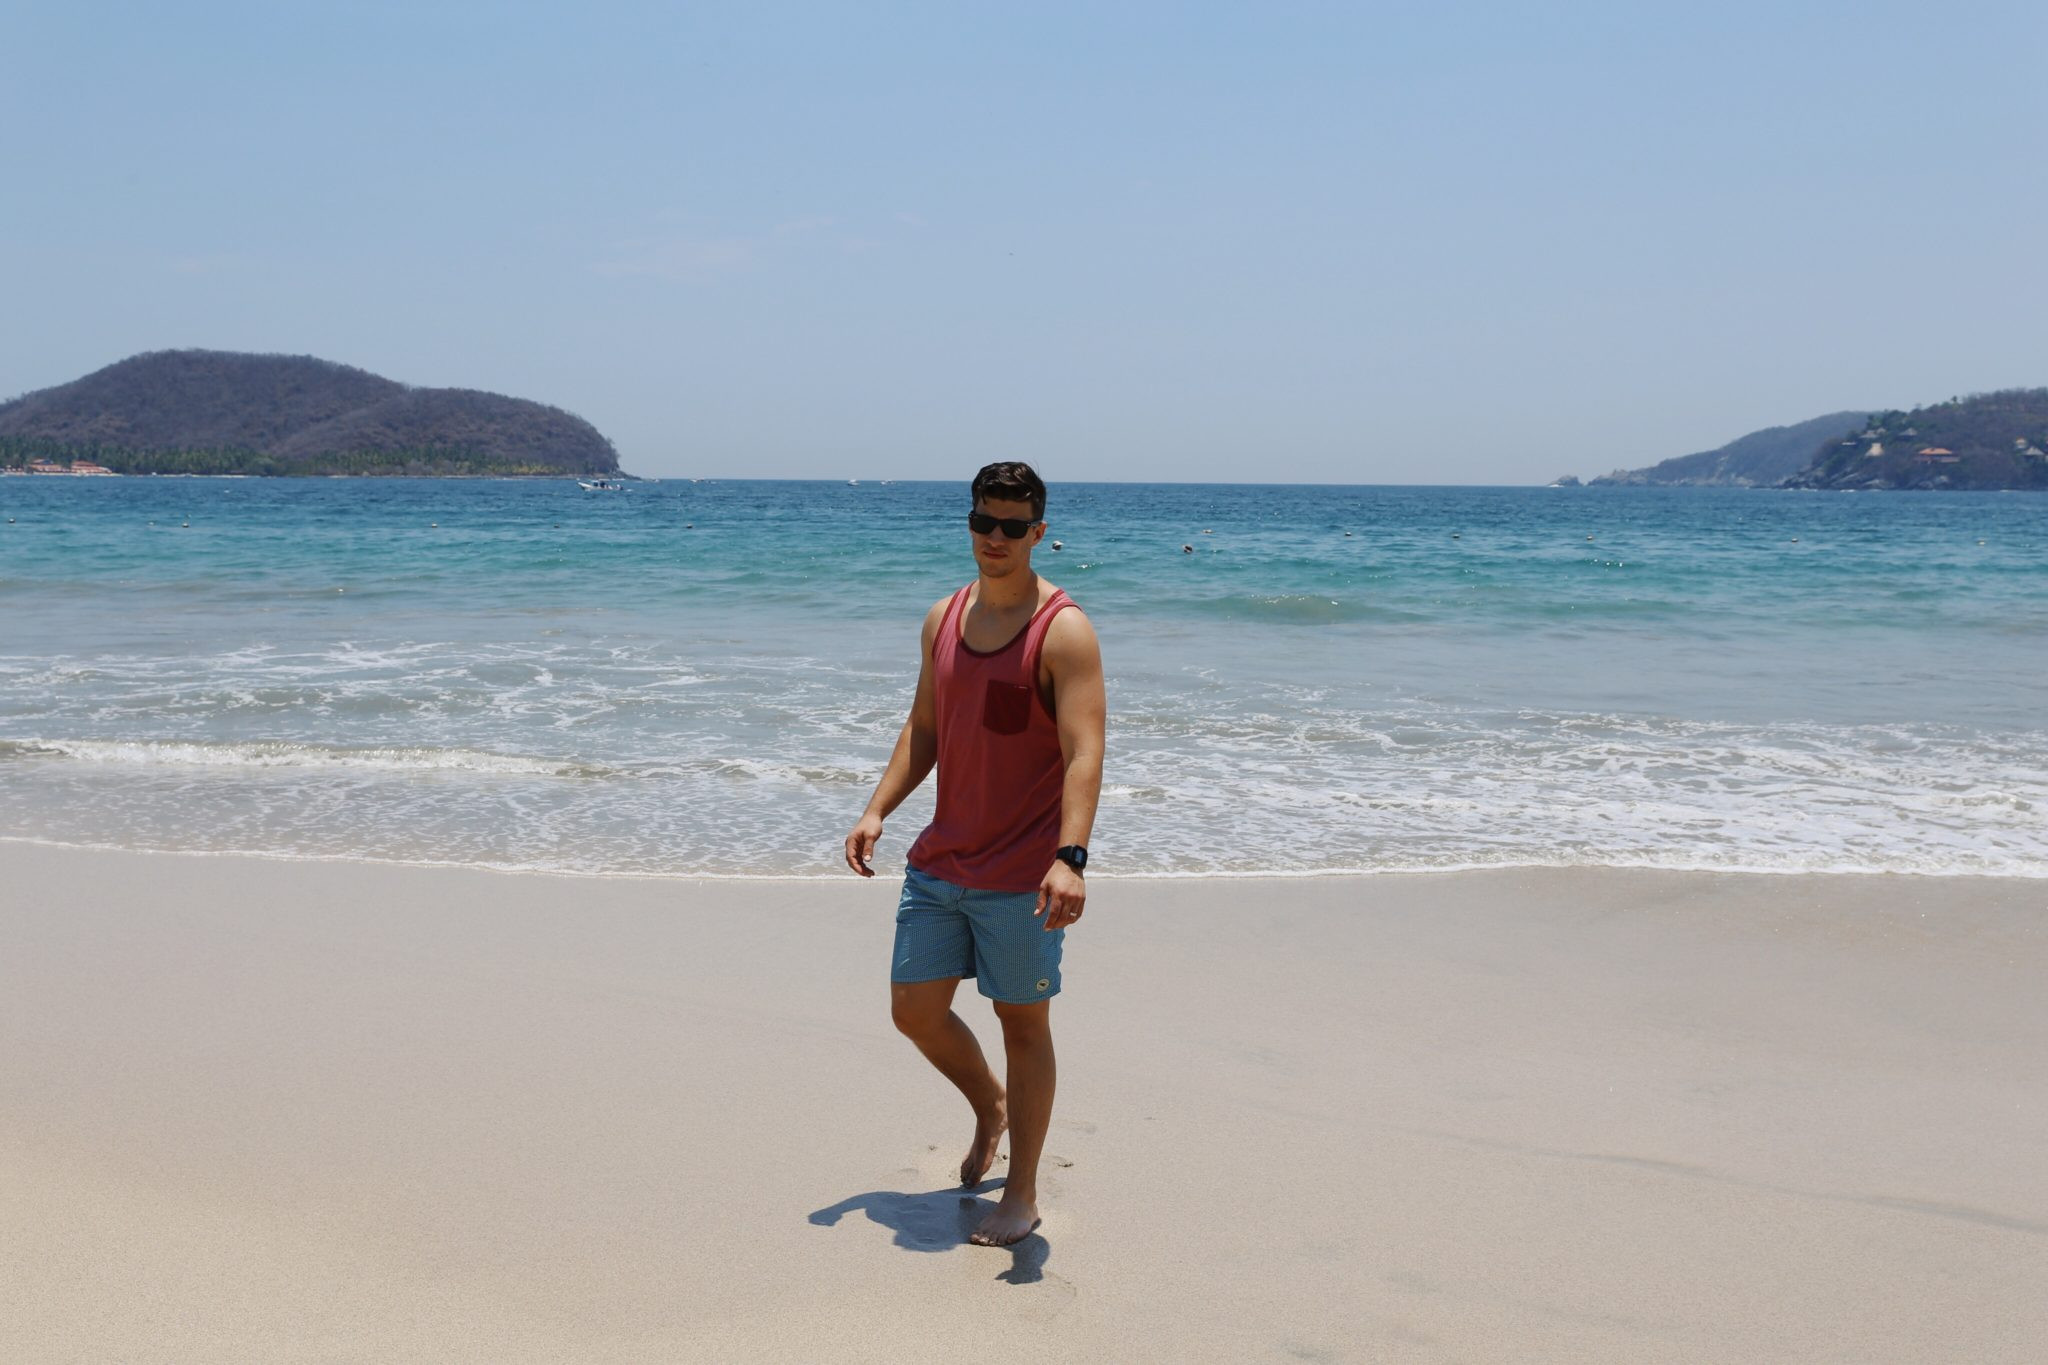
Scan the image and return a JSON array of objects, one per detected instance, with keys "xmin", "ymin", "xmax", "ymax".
[
  {"xmin": 4, "ymin": 842, "xmax": 2043, "ymax": 1361},
  {"xmin": 4, "ymin": 833, "xmax": 2043, "ymax": 883}
]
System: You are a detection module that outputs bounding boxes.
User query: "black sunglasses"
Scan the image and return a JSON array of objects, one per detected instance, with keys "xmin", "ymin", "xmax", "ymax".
[{"xmin": 967, "ymin": 511, "xmax": 1042, "ymax": 539}]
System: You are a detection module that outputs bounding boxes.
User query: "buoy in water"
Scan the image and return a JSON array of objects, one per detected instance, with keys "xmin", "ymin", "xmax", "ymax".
[{"xmin": 1051, "ymin": 540, "xmax": 1063, "ymax": 550}]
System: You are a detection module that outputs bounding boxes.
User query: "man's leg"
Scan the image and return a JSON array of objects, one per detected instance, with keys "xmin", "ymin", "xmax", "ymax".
[
  {"xmin": 890, "ymin": 978, "xmax": 1008, "ymax": 1185},
  {"xmin": 970, "ymin": 998, "xmax": 1053, "ymax": 1246}
]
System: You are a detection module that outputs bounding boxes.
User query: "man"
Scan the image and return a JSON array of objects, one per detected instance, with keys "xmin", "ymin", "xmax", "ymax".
[{"xmin": 843, "ymin": 461, "xmax": 1106, "ymax": 1248}]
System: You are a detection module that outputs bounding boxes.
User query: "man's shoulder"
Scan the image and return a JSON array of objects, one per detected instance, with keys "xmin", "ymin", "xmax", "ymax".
[
  {"xmin": 1041, "ymin": 595, "xmax": 1097, "ymax": 653},
  {"xmin": 1037, "ymin": 578, "xmax": 1086, "ymax": 612},
  {"xmin": 1041, "ymin": 581, "xmax": 1085, "ymax": 616},
  {"xmin": 919, "ymin": 590, "xmax": 959, "ymax": 644}
]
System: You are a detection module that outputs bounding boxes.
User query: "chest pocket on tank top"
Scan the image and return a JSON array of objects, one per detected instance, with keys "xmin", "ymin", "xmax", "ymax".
[{"xmin": 982, "ymin": 679, "xmax": 1034, "ymax": 735}]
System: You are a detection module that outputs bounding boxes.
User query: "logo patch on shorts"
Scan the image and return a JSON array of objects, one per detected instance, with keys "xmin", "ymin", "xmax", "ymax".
[{"xmin": 1035, "ymin": 978, "xmax": 1050, "ymax": 993}]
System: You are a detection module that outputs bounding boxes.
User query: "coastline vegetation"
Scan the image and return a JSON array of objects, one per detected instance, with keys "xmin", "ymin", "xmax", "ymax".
[
  {"xmin": 1784, "ymin": 388, "xmax": 2048, "ymax": 491},
  {"xmin": 1586, "ymin": 389, "xmax": 2048, "ymax": 490},
  {"xmin": 0, "ymin": 435, "xmax": 567, "ymax": 477}
]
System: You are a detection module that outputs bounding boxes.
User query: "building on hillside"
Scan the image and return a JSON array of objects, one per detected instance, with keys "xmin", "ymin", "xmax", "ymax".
[{"xmin": 21, "ymin": 459, "xmax": 119, "ymax": 475}]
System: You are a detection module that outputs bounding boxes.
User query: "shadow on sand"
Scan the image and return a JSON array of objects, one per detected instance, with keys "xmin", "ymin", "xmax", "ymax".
[{"xmin": 810, "ymin": 1179, "xmax": 1050, "ymax": 1284}]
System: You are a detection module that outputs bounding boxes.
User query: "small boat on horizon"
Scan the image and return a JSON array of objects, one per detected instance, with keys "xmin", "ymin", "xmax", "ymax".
[{"xmin": 578, "ymin": 477, "xmax": 626, "ymax": 491}]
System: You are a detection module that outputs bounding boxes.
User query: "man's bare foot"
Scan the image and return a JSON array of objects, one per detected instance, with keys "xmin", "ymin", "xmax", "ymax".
[
  {"xmin": 969, "ymin": 1192, "xmax": 1040, "ymax": 1247},
  {"xmin": 961, "ymin": 1099, "xmax": 1008, "ymax": 1186}
]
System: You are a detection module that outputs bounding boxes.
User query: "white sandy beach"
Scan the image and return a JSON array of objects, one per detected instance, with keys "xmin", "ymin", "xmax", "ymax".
[{"xmin": 2, "ymin": 842, "xmax": 2043, "ymax": 1363}]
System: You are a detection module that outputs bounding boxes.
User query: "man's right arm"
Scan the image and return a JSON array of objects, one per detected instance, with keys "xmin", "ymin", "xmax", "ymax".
[{"xmin": 844, "ymin": 598, "xmax": 947, "ymax": 877}]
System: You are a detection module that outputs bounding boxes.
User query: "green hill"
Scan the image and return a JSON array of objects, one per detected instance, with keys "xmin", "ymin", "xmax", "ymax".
[
  {"xmin": 1782, "ymin": 389, "xmax": 2048, "ymax": 490},
  {"xmin": 0, "ymin": 350, "xmax": 621, "ymax": 476},
  {"xmin": 1587, "ymin": 411, "xmax": 1870, "ymax": 486}
]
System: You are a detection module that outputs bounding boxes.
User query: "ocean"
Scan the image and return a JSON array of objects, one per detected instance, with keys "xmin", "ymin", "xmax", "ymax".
[{"xmin": 2, "ymin": 477, "xmax": 2042, "ymax": 878}]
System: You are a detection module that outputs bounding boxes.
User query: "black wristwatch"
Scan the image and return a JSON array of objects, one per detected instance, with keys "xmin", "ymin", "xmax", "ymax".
[{"xmin": 1055, "ymin": 845, "xmax": 1088, "ymax": 874}]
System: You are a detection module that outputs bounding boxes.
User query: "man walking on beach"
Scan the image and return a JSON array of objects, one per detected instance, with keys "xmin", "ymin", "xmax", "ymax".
[{"xmin": 844, "ymin": 461, "xmax": 1105, "ymax": 1248}]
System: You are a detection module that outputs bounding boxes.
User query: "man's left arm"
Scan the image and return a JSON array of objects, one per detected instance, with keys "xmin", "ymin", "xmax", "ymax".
[{"xmin": 1037, "ymin": 609, "xmax": 1105, "ymax": 930}]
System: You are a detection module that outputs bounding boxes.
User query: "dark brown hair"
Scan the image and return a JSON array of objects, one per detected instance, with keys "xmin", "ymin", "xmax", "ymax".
[{"xmin": 970, "ymin": 461, "xmax": 1046, "ymax": 521}]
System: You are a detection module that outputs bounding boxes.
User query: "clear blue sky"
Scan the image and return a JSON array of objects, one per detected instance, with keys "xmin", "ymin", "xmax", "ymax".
[{"xmin": 5, "ymin": 1, "xmax": 2045, "ymax": 482}]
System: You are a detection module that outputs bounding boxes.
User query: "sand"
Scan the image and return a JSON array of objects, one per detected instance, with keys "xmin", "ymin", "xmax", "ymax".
[{"xmin": 1, "ymin": 841, "xmax": 2043, "ymax": 1363}]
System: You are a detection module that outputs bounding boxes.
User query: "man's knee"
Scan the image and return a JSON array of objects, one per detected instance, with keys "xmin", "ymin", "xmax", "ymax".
[
  {"xmin": 891, "ymin": 1000, "xmax": 939, "ymax": 1038},
  {"xmin": 891, "ymin": 981, "xmax": 955, "ymax": 1038},
  {"xmin": 992, "ymin": 998, "xmax": 1051, "ymax": 1043}
]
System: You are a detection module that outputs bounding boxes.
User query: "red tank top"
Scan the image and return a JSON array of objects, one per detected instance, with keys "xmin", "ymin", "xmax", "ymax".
[{"xmin": 906, "ymin": 582, "xmax": 1077, "ymax": 892}]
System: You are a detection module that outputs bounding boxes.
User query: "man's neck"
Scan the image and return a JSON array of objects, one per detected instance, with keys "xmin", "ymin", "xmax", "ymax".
[{"xmin": 976, "ymin": 567, "xmax": 1040, "ymax": 610}]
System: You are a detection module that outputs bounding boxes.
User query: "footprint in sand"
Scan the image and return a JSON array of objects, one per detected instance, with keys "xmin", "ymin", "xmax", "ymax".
[
  {"xmin": 1009, "ymin": 1267, "xmax": 1077, "ymax": 1319},
  {"xmin": 955, "ymin": 1214, "xmax": 1077, "ymax": 1316}
]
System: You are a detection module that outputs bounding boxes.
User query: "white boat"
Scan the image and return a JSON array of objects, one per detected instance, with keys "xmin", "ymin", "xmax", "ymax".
[{"xmin": 578, "ymin": 478, "xmax": 626, "ymax": 491}]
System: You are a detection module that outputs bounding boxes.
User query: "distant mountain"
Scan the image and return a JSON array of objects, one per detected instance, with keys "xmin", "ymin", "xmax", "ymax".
[
  {"xmin": 0, "ymin": 350, "xmax": 621, "ymax": 476},
  {"xmin": 1588, "ymin": 411, "xmax": 1870, "ymax": 487},
  {"xmin": 1782, "ymin": 389, "xmax": 2048, "ymax": 491}
]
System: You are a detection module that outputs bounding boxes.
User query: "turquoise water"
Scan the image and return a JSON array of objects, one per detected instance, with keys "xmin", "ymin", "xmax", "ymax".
[{"xmin": 2, "ymin": 476, "xmax": 2043, "ymax": 877}]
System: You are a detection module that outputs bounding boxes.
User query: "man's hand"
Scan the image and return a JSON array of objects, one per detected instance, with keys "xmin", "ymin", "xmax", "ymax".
[
  {"xmin": 844, "ymin": 814, "xmax": 883, "ymax": 877},
  {"xmin": 1036, "ymin": 861, "xmax": 1085, "ymax": 930}
]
